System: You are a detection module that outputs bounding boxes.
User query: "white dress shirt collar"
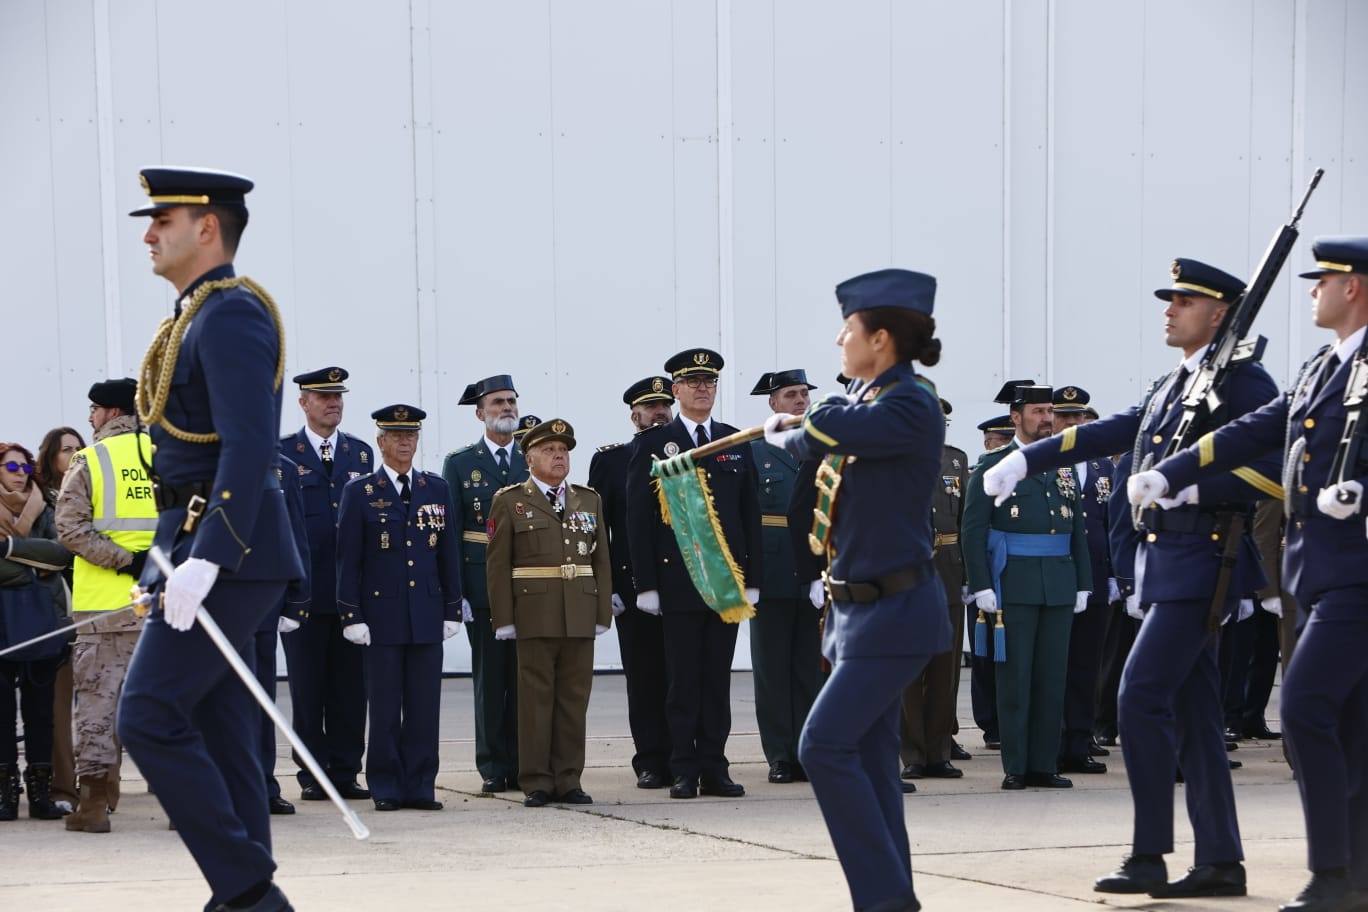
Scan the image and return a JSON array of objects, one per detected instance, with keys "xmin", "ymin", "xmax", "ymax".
[
  {"xmin": 305, "ymin": 426, "xmax": 339, "ymax": 461},
  {"xmin": 678, "ymin": 413, "xmax": 714, "ymax": 442},
  {"xmin": 530, "ymin": 474, "xmax": 563, "ymax": 508},
  {"xmin": 1333, "ymin": 325, "xmax": 1367, "ymax": 365},
  {"xmin": 381, "ymin": 462, "xmax": 412, "ymax": 492},
  {"xmin": 485, "ymin": 436, "xmax": 514, "ymax": 463}
]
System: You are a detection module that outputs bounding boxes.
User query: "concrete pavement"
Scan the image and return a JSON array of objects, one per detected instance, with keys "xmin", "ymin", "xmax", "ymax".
[{"xmin": 0, "ymin": 672, "xmax": 1309, "ymax": 910}]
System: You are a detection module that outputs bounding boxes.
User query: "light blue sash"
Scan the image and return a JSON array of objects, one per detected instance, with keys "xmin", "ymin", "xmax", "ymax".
[{"xmin": 987, "ymin": 530, "xmax": 1071, "ymax": 606}]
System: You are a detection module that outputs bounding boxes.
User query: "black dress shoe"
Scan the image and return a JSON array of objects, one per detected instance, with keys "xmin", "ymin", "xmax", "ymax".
[
  {"xmin": 1001, "ymin": 774, "xmax": 1026, "ymax": 790},
  {"xmin": 984, "ymin": 736, "xmax": 1002, "ymax": 750},
  {"xmin": 267, "ymin": 796, "xmax": 295, "ymax": 816},
  {"xmin": 791, "ymin": 763, "xmax": 809, "ymax": 782},
  {"xmin": 211, "ymin": 882, "xmax": 294, "ymax": 912},
  {"xmin": 901, "ymin": 779, "xmax": 918, "ymax": 794},
  {"xmin": 481, "ymin": 776, "xmax": 508, "ymax": 794},
  {"xmin": 1244, "ymin": 722, "xmax": 1282, "ymax": 741},
  {"xmin": 523, "ymin": 790, "xmax": 551, "ymax": 808},
  {"xmin": 299, "ymin": 784, "xmax": 326, "ymax": 802},
  {"xmin": 1024, "ymin": 771, "xmax": 1073, "ymax": 789},
  {"xmin": 768, "ymin": 761, "xmax": 794, "ymax": 784},
  {"xmin": 373, "ymin": 798, "xmax": 401, "ymax": 811},
  {"xmin": 1155, "ymin": 862, "xmax": 1247, "ymax": 898},
  {"xmin": 637, "ymin": 770, "xmax": 669, "ymax": 790},
  {"xmin": 1088, "ymin": 739, "xmax": 1110, "ymax": 757},
  {"xmin": 335, "ymin": 780, "xmax": 371, "ymax": 800},
  {"xmin": 1058, "ymin": 756, "xmax": 1107, "ymax": 774},
  {"xmin": 900, "ymin": 763, "xmax": 924, "ymax": 780},
  {"xmin": 401, "ymin": 799, "xmax": 443, "ymax": 811},
  {"xmin": 1279, "ymin": 872, "xmax": 1365, "ymax": 911},
  {"xmin": 556, "ymin": 788, "xmax": 593, "ymax": 805},
  {"xmin": 700, "ymin": 775, "xmax": 745, "ymax": 798},
  {"xmin": 922, "ymin": 761, "xmax": 963, "ymax": 779},
  {"xmin": 950, "ymin": 742, "xmax": 973, "ymax": 761},
  {"xmin": 1230, "ymin": 759, "xmax": 1243, "ymax": 770},
  {"xmin": 1224, "ymin": 726, "xmax": 1246, "ymax": 742},
  {"xmin": 1226, "ymin": 739, "xmax": 1240, "ymax": 752},
  {"xmin": 1096, "ymin": 732, "xmax": 1119, "ymax": 747},
  {"xmin": 1094, "ymin": 854, "xmax": 1168, "ymax": 894},
  {"xmin": 669, "ymin": 777, "xmax": 698, "ymax": 799}
]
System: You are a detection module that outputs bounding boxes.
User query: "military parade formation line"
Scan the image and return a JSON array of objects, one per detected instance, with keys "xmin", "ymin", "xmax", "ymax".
[{"xmin": 0, "ymin": 164, "xmax": 1365, "ymax": 912}]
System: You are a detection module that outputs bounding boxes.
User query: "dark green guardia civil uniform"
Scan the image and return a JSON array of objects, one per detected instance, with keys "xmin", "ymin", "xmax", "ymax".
[
  {"xmin": 962, "ymin": 387, "xmax": 1091, "ymax": 781},
  {"xmin": 441, "ymin": 375, "xmax": 529, "ymax": 788},
  {"xmin": 748, "ymin": 369, "xmax": 822, "ymax": 781}
]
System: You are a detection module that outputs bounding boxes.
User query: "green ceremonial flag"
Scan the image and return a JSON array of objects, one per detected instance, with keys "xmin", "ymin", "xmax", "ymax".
[{"xmin": 650, "ymin": 450, "xmax": 755, "ymax": 624}]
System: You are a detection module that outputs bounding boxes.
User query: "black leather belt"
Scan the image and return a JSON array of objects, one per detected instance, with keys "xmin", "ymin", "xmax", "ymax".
[
  {"xmin": 153, "ymin": 480, "xmax": 211, "ymax": 512},
  {"xmin": 826, "ymin": 560, "xmax": 935, "ymax": 604},
  {"xmin": 1142, "ymin": 508, "xmax": 1250, "ymax": 536}
]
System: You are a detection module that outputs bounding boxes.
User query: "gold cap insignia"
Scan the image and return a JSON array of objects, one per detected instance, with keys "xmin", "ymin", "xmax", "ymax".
[
  {"xmin": 139, "ymin": 174, "xmax": 150, "ymax": 194},
  {"xmin": 522, "ymin": 416, "xmax": 537, "ymax": 429},
  {"xmin": 552, "ymin": 420, "xmax": 567, "ymax": 434},
  {"xmin": 394, "ymin": 406, "xmax": 409, "ymax": 421},
  {"xmin": 652, "ymin": 377, "xmax": 665, "ymax": 393},
  {"xmin": 328, "ymin": 368, "xmax": 341, "ymax": 382},
  {"xmin": 1063, "ymin": 387, "xmax": 1078, "ymax": 401},
  {"xmin": 693, "ymin": 352, "xmax": 710, "ymax": 366},
  {"xmin": 1170, "ymin": 260, "xmax": 1182, "ymax": 280}
]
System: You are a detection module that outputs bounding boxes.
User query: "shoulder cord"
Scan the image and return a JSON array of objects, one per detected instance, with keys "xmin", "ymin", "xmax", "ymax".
[{"xmin": 136, "ymin": 276, "xmax": 287, "ymax": 444}]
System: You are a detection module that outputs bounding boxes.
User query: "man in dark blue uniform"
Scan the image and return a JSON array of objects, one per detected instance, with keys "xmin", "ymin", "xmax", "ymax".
[
  {"xmin": 280, "ymin": 367, "xmax": 373, "ymax": 802},
  {"xmin": 441, "ymin": 375, "xmax": 527, "ymax": 793},
  {"xmin": 255, "ymin": 453, "xmax": 311, "ymax": 816},
  {"xmin": 977, "ymin": 415, "xmax": 1014, "ymax": 453},
  {"xmin": 983, "ymin": 258, "xmax": 1281, "ymax": 898},
  {"xmin": 749, "ymin": 369, "xmax": 823, "ymax": 784},
  {"xmin": 1051, "ymin": 386, "xmax": 1114, "ymax": 774},
  {"xmin": 586, "ymin": 376, "xmax": 675, "ymax": 788},
  {"xmin": 119, "ymin": 166, "xmax": 305, "ymax": 912},
  {"xmin": 1136, "ymin": 237, "xmax": 1368, "ymax": 912},
  {"xmin": 336, "ymin": 405, "xmax": 463, "ymax": 812},
  {"xmin": 626, "ymin": 348, "xmax": 761, "ymax": 799}
]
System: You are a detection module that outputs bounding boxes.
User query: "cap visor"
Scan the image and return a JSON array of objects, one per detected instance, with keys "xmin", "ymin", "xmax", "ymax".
[{"xmin": 1298, "ymin": 269, "xmax": 1331, "ymax": 279}]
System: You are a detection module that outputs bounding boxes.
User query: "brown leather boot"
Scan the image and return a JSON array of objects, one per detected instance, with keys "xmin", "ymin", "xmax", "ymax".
[{"xmin": 65, "ymin": 774, "xmax": 111, "ymax": 833}]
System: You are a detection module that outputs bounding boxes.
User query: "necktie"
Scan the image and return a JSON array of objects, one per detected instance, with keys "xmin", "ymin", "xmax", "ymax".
[
  {"xmin": 695, "ymin": 423, "xmax": 710, "ymax": 448},
  {"xmin": 546, "ymin": 486, "xmax": 563, "ymax": 517},
  {"xmin": 1309, "ymin": 353, "xmax": 1341, "ymax": 402},
  {"xmin": 398, "ymin": 473, "xmax": 411, "ymax": 506},
  {"xmin": 320, "ymin": 440, "xmax": 334, "ymax": 477},
  {"xmin": 1161, "ymin": 366, "xmax": 1190, "ymax": 413},
  {"xmin": 496, "ymin": 447, "xmax": 509, "ymax": 477}
]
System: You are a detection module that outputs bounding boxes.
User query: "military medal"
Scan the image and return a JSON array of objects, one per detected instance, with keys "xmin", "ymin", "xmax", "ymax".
[
  {"xmin": 1096, "ymin": 476, "xmax": 1112, "ymax": 503},
  {"xmin": 515, "ymin": 502, "xmax": 525, "ymax": 516},
  {"xmin": 348, "ymin": 471, "xmax": 361, "ymax": 480},
  {"xmin": 1010, "ymin": 504, "xmax": 1019, "ymax": 519},
  {"xmin": 429, "ymin": 532, "xmax": 438, "ymax": 548},
  {"xmin": 1061, "ymin": 504, "xmax": 1072, "ymax": 520},
  {"xmin": 664, "ymin": 442, "xmax": 680, "ymax": 457},
  {"xmin": 380, "ymin": 531, "xmax": 390, "ymax": 550},
  {"xmin": 471, "ymin": 469, "xmax": 482, "ymax": 484},
  {"xmin": 364, "ymin": 483, "xmax": 374, "ymax": 495},
  {"xmin": 359, "ymin": 451, "xmax": 368, "ymax": 464},
  {"xmin": 577, "ymin": 541, "xmax": 588, "ymax": 556}
]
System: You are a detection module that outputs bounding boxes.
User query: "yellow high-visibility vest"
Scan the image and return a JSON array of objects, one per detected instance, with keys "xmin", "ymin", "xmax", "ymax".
[{"xmin": 72, "ymin": 431, "xmax": 157, "ymax": 613}]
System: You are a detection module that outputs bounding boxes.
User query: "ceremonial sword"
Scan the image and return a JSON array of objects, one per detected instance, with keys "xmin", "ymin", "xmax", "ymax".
[
  {"xmin": 0, "ymin": 594, "xmax": 153, "ymax": 659},
  {"xmin": 147, "ymin": 547, "xmax": 370, "ymax": 841}
]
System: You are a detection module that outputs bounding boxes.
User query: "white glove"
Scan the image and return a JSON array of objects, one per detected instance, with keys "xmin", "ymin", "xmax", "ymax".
[
  {"xmin": 1260, "ymin": 596, "xmax": 1283, "ymax": 618},
  {"xmin": 1125, "ymin": 594, "xmax": 1145, "ymax": 621},
  {"xmin": 636, "ymin": 590, "xmax": 661, "ymax": 615},
  {"xmin": 1107, "ymin": 578, "xmax": 1121, "ymax": 604},
  {"xmin": 808, "ymin": 580, "xmax": 825, "ymax": 610},
  {"xmin": 494, "ymin": 624, "xmax": 517, "ymax": 640},
  {"xmin": 960, "ymin": 585, "xmax": 973, "ymax": 606},
  {"xmin": 595, "ymin": 624, "xmax": 609, "ymax": 637},
  {"xmin": 973, "ymin": 589, "xmax": 998, "ymax": 613},
  {"xmin": 1318, "ymin": 480, "xmax": 1364, "ymax": 520},
  {"xmin": 762, "ymin": 412, "xmax": 791, "ymax": 447},
  {"xmin": 443, "ymin": 620, "xmax": 460, "ymax": 640},
  {"xmin": 1237, "ymin": 599, "xmax": 1254, "ymax": 622},
  {"xmin": 162, "ymin": 557, "xmax": 220, "ymax": 632},
  {"xmin": 278, "ymin": 616, "xmax": 301, "ymax": 634},
  {"xmin": 1155, "ymin": 484, "xmax": 1198, "ymax": 510},
  {"xmin": 982, "ymin": 450, "xmax": 1027, "ymax": 507},
  {"xmin": 342, "ymin": 623, "xmax": 371, "ymax": 646},
  {"xmin": 744, "ymin": 587, "xmax": 760, "ymax": 605},
  {"xmin": 461, "ymin": 598, "xmax": 474, "ymax": 623},
  {"xmin": 1127, "ymin": 470, "xmax": 1169, "ymax": 509},
  {"xmin": 1074, "ymin": 591, "xmax": 1090, "ymax": 614},
  {"xmin": 611, "ymin": 593, "xmax": 626, "ymax": 617}
]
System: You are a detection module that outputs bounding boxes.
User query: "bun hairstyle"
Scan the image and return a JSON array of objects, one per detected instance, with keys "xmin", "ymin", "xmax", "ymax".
[{"xmin": 856, "ymin": 308, "xmax": 942, "ymax": 367}]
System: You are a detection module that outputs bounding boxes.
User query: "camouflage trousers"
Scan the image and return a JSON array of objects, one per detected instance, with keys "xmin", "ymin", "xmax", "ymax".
[{"xmin": 72, "ymin": 630, "xmax": 139, "ymax": 778}]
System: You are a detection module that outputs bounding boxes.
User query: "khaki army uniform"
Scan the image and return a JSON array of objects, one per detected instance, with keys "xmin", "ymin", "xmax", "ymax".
[{"xmin": 487, "ymin": 478, "xmax": 612, "ymax": 797}]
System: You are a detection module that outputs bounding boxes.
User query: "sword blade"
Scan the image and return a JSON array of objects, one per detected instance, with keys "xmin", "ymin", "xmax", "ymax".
[
  {"xmin": 146, "ymin": 547, "xmax": 369, "ymax": 840},
  {"xmin": 0, "ymin": 599, "xmax": 143, "ymax": 659}
]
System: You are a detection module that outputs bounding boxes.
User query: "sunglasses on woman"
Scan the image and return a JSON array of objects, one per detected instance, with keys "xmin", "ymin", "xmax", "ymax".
[{"xmin": 2, "ymin": 461, "xmax": 34, "ymax": 474}]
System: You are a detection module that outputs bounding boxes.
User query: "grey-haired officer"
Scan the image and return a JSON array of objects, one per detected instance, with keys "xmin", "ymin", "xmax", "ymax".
[
  {"xmin": 749, "ymin": 369, "xmax": 823, "ymax": 785},
  {"xmin": 336, "ymin": 405, "xmax": 463, "ymax": 811},
  {"xmin": 586, "ymin": 377, "xmax": 675, "ymax": 788},
  {"xmin": 442, "ymin": 375, "xmax": 528, "ymax": 793},
  {"xmin": 280, "ymin": 367, "xmax": 373, "ymax": 803}
]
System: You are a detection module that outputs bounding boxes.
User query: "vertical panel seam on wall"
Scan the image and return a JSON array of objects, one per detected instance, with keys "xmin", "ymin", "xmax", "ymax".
[
  {"xmin": 668, "ymin": 0, "xmax": 681, "ymax": 347},
  {"xmin": 1000, "ymin": 0, "xmax": 1011, "ymax": 380},
  {"xmin": 281, "ymin": 0, "xmax": 303, "ymax": 387},
  {"xmin": 1242, "ymin": 1, "xmax": 1259, "ymax": 371},
  {"xmin": 41, "ymin": 4, "xmax": 66, "ymax": 400},
  {"xmin": 1135, "ymin": 1, "xmax": 1149, "ymax": 394},
  {"xmin": 769, "ymin": 0, "xmax": 778, "ymax": 367},
  {"xmin": 886, "ymin": 0, "xmax": 894, "ymax": 266},
  {"xmin": 92, "ymin": 0, "xmax": 122, "ymax": 378},
  {"xmin": 716, "ymin": 0, "xmax": 736, "ymax": 424},
  {"xmin": 547, "ymin": 0, "xmax": 562, "ymax": 409},
  {"xmin": 1044, "ymin": 0, "xmax": 1056, "ymax": 382},
  {"xmin": 406, "ymin": 0, "xmax": 441, "ymax": 464},
  {"xmin": 1288, "ymin": 0, "xmax": 1309, "ymax": 363},
  {"xmin": 1338, "ymin": 0, "xmax": 1350, "ymax": 228}
]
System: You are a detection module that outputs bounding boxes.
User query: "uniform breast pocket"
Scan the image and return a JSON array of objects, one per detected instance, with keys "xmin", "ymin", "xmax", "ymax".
[
  {"xmin": 515, "ymin": 579, "xmax": 547, "ymax": 599},
  {"xmin": 298, "ymin": 473, "xmax": 325, "ymax": 515},
  {"xmin": 514, "ymin": 516, "xmax": 552, "ymax": 553},
  {"xmin": 367, "ymin": 513, "xmax": 396, "ymax": 550}
]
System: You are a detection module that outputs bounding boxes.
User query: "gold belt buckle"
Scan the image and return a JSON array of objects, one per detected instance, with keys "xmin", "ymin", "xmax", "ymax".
[
  {"xmin": 559, "ymin": 563, "xmax": 577, "ymax": 581},
  {"xmin": 183, "ymin": 494, "xmax": 207, "ymax": 534}
]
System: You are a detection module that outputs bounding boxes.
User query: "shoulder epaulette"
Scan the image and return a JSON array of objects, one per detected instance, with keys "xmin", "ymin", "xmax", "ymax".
[
  {"xmin": 494, "ymin": 483, "xmax": 521, "ymax": 496},
  {"xmin": 597, "ymin": 442, "xmax": 625, "ymax": 452},
  {"xmin": 448, "ymin": 443, "xmax": 478, "ymax": 458}
]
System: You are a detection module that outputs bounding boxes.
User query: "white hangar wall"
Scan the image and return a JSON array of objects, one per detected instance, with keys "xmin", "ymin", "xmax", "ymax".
[{"xmin": 3, "ymin": 0, "xmax": 1366, "ymax": 672}]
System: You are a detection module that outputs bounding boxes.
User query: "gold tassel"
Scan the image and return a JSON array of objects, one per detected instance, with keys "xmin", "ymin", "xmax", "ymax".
[
  {"xmin": 653, "ymin": 475, "xmax": 673, "ymax": 528},
  {"xmin": 693, "ymin": 466, "xmax": 755, "ymax": 623}
]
